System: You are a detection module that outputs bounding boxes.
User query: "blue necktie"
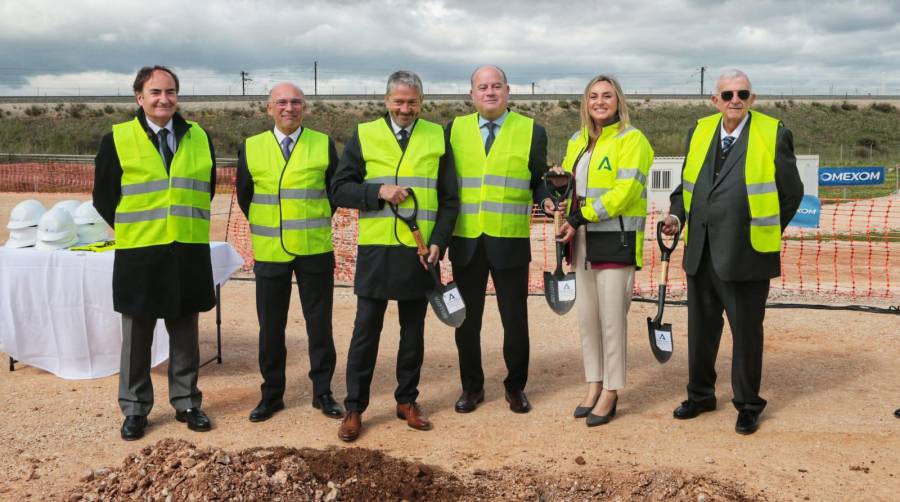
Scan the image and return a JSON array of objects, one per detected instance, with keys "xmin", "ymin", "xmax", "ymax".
[
  {"xmin": 281, "ymin": 136, "xmax": 293, "ymax": 160},
  {"xmin": 721, "ymin": 135, "xmax": 735, "ymax": 159},
  {"xmin": 484, "ymin": 122, "xmax": 497, "ymax": 154}
]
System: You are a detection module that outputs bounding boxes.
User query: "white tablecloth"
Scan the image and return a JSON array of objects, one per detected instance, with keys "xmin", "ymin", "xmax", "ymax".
[{"xmin": 0, "ymin": 242, "xmax": 244, "ymax": 379}]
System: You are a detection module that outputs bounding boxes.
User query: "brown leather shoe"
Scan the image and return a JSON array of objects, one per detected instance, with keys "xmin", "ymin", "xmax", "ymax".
[
  {"xmin": 505, "ymin": 389, "xmax": 532, "ymax": 414},
  {"xmin": 338, "ymin": 411, "xmax": 362, "ymax": 442},
  {"xmin": 396, "ymin": 402, "xmax": 433, "ymax": 431}
]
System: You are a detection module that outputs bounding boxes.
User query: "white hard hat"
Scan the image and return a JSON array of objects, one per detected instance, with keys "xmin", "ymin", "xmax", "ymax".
[
  {"xmin": 73, "ymin": 201, "xmax": 105, "ymax": 225},
  {"xmin": 35, "ymin": 208, "xmax": 78, "ymax": 249},
  {"xmin": 5, "ymin": 227, "xmax": 38, "ymax": 248},
  {"xmin": 51, "ymin": 199, "xmax": 82, "ymax": 217},
  {"xmin": 7, "ymin": 199, "xmax": 46, "ymax": 230},
  {"xmin": 76, "ymin": 224, "xmax": 110, "ymax": 245}
]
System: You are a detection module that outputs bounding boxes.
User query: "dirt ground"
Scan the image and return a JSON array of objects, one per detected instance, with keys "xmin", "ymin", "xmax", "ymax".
[{"xmin": 1, "ymin": 193, "xmax": 898, "ymax": 500}]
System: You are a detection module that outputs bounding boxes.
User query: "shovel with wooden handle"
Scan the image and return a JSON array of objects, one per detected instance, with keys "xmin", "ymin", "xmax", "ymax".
[
  {"xmin": 390, "ymin": 189, "xmax": 466, "ymax": 327},
  {"xmin": 542, "ymin": 172, "xmax": 576, "ymax": 315},
  {"xmin": 647, "ymin": 220, "xmax": 681, "ymax": 363}
]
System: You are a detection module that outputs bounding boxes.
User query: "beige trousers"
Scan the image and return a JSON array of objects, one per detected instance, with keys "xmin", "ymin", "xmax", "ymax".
[{"xmin": 574, "ymin": 227, "xmax": 635, "ymax": 390}]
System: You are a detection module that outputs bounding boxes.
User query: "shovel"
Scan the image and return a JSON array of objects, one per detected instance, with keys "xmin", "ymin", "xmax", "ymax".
[
  {"xmin": 647, "ymin": 220, "xmax": 681, "ymax": 363},
  {"xmin": 391, "ymin": 189, "xmax": 466, "ymax": 328},
  {"xmin": 542, "ymin": 172, "xmax": 576, "ymax": 315}
]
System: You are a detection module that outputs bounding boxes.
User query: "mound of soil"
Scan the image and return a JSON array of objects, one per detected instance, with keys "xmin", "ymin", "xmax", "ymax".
[{"xmin": 60, "ymin": 439, "xmax": 763, "ymax": 501}]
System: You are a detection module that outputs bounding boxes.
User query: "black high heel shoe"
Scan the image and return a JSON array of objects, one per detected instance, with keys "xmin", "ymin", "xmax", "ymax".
[
  {"xmin": 574, "ymin": 395, "xmax": 600, "ymax": 418},
  {"xmin": 586, "ymin": 395, "xmax": 617, "ymax": 427}
]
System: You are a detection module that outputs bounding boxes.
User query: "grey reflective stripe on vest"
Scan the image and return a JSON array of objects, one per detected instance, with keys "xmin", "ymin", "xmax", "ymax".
[
  {"xmin": 586, "ymin": 216, "xmax": 646, "ymax": 232},
  {"xmin": 616, "ymin": 168, "xmax": 647, "ymax": 185},
  {"xmin": 252, "ymin": 194, "xmax": 279, "ymax": 205},
  {"xmin": 481, "ymin": 201, "xmax": 532, "ymax": 215},
  {"xmin": 682, "ymin": 180, "xmax": 695, "ymax": 192},
  {"xmin": 115, "ymin": 207, "xmax": 168, "ymax": 223},
  {"xmin": 281, "ymin": 188, "xmax": 327, "ymax": 200},
  {"xmin": 585, "ymin": 187, "xmax": 609, "ymax": 199},
  {"xmin": 121, "ymin": 179, "xmax": 169, "ymax": 196},
  {"xmin": 592, "ymin": 198, "xmax": 610, "ymax": 220},
  {"xmin": 751, "ymin": 215, "xmax": 780, "ymax": 226},
  {"xmin": 170, "ymin": 205, "xmax": 210, "ymax": 220},
  {"xmin": 171, "ymin": 177, "xmax": 211, "ymax": 193},
  {"xmin": 458, "ymin": 177, "xmax": 482, "ymax": 188},
  {"xmin": 366, "ymin": 176, "xmax": 436, "ymax": 191},
  {"xmin": 358, "ymin": 207, "xmax": 438, "ymax": 221},
  {"xmin": 250, "ymin": 223, "xmax": 280, "ymax": 237},
  {"xmin": 282, "ymin": 217, "xmax": 332, "ymax": 230},
  {"xmin": 483, "ymin": 174, "xmax": 530, "ymax": 190},
  {"xmin": 746, "ymin": 181, "xmax": 778, "ymax": 196}
]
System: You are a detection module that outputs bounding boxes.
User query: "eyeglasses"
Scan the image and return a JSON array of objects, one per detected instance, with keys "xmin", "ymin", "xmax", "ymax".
[
  {"xmin": 273, "ymin": 98, "xmax": 304, "ymax": 108},
  {"xmin": 720, "ymin": 90, "xmax": 751, "ymax": 101}
]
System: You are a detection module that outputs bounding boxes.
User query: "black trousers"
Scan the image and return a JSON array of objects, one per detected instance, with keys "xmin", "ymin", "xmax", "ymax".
[
  {"xmin": 686, "ymin": 243, "xmax": 769, "ymax": 412},
  {"xmin": 344, "ymin": 296, "xmax": 427, "ymax": 413},
  {"xmin": 255, "ymin": 261, "xmax": 335, "ymax": 402},
  {"xmin": 452, "ymin": 240, "xmax": 530, "ymax": 393}
]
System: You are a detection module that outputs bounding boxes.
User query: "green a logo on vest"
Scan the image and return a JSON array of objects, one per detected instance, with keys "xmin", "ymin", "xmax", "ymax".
[{"xmin": 598, "ymin": 156, "xmax": 612, "ymax": 170}]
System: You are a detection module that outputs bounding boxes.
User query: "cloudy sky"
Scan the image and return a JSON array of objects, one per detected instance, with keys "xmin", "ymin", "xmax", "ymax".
[{"xmin": 1, "ymin": 0, "xmax": 898, "ymax": 97}]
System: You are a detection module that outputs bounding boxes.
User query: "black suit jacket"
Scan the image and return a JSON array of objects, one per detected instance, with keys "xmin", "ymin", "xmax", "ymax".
[
  {"xmin": 445, "ymin": 113, "xmax": 549, "ymax": 270},
  {"xmin": 669, "ymin": 112, "xmax": 804, "ymax": 281}
]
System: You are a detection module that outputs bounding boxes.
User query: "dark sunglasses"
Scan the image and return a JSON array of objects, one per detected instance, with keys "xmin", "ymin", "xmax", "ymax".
[{"xmin": 720, "ymin": 89, "xmax": 751, "ymax": 101}]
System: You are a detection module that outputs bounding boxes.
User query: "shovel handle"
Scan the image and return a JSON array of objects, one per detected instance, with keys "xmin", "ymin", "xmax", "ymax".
[
  {"xmin": 553, "ymin": 210, "xmax": 561, "ymax": 234},
  {"xmin": 658, "ymin": 260, "xmax": 669, "ymax": 284},
  {"xmin": 656, "ymin": 220, "xmax": 681, "ymax": 261},
  {"xmin": 412, "ymin": 229, "xmax": 428, "ymax": 256}
]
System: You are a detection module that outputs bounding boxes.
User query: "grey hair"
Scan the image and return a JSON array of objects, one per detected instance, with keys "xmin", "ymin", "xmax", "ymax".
[
  {"xmin": 717, "ymin": 68, "xmax": 752, "ymax": 91},
  {"xmin": 470, "ymin": 65, "xmax": 508, "ymax": 86},
  {"xmin": 386, "ymin": 70, "xmax": 423, "ymax": 96}
]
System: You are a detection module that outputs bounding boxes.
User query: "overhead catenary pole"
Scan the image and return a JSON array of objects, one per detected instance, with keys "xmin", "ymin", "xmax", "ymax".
[
  {"xmin": 531, "ymin": 82, "xmax": 535, "ymax": 95},
  {"xmin": 699, "ymin": 66, "xmax": 706, "ymax": 96},
  {"xmin": 314, "ymin": 61, "xmax": 318, "ymax": 96},
  {"xmin": 240, "ymin": 71, "xmax": 252, "ymax": 96}
]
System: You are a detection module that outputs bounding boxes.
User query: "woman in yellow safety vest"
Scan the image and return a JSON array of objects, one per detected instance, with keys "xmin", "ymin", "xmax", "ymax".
[{"xmin": 553, "ymin": 74, "xmax": 654, "ymax": 427}]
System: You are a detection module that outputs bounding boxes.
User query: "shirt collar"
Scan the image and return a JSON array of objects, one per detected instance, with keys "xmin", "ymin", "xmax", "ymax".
[
  {"xmin": 479, "ymin": 110, "xmax": 509, "ymax": 129},
  {"xmin": 720, "ymin": 112, "xmax": 750, "ymax": 142},
  {"xmin": 145, "ymin": 118, "xmax": 174, "ymax": 136},
  {"xmin": 273, "ymin": 126, "xmax": 302, "ymax": 145},
  {"xmin": 389, "ymin": 116, "xmax": 414, "ymax": 137}
]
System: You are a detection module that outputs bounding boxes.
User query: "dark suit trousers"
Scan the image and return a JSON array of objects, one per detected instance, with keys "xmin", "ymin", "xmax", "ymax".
[
  {"xmin": 452, "ymin": 240, "xmax": 530, "ymax": 393},
  {"xmin": 256, "ymin": 262, "xmax": 335, "ymax": 401},
  {"xmin": 686, "ymin": 243, "xmax": 769, "ymax": 412},
  {"xmin": 118, "ymin": 313, "xmax": 202, "ymax": 416},
  {"xmin": 344, "ymin": 296, "xmax": 427, "ymax": 413}
]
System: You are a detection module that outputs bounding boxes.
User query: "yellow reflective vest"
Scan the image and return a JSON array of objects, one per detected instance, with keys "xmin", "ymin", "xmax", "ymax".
[
  {"xmin": 357, "ymin": 118, "xmax": 443, "ymax": 247},
  {"xmin": 562, "ymin": 123, "xmax": 653, "ymax": 267},
  {"xmin": 450, "ymin": 111, "xmax": 534, "ymax": 239},
  {"xmin": 245, "ymin": 128, "xmax": 333, "ymax": 262},
  {"xmin": 112, "ymin": 118, "xmax": 212, "ymax": 250},
  {"xmin": 682, "ymin": 111, "xmax": 782, "ymax": 253}
]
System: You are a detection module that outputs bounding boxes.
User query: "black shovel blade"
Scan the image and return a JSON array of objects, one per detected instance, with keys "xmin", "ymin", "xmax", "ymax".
[
  {"xmin": 427, "ymin": 280, "xmax": 466, "ymax": 328},
  {"xmin": 543, "ymin": 270, "xmax": 576, "ymax": 315},
  {"xmin": 646, "ymin": 318, "xmax": 673, "ymax": 363}
]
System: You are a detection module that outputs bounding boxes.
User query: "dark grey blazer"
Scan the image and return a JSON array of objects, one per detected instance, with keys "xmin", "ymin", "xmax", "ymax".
[{"xmin": 669, "ymin": 112, "xmax": 804, "ymax": 282}]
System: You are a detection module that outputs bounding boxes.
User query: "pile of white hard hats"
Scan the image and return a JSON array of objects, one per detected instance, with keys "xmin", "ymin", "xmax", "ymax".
[
  {"xmin": 73, "ymin": 201, "xmax": 110, "ymax": 244},
  {"xmin": 5, "ymin": 199, "xmax": 46, "ymax": 248},
  {"xmin": 5, "ymin": 198, "xmax": 111, "ymax": 250}
]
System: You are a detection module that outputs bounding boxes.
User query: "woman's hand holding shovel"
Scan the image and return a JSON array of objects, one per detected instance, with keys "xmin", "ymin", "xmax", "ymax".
[{"xmin": 419, "ymin": 244, "xmax": 440, "ymax": 270}]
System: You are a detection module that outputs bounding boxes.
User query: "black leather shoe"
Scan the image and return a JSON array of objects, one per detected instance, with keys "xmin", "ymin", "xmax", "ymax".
[
  {"xmin": 454, "ymin": 389, "xmax": 485, "ymax": 413},
  {"xmin": 175, "ymin": 408, "xmax": 212, "ymax": 432},
  {"xmin": 586, "ymin": 396, "xmax": 617, "ymax": 427},
  {"xmin": 505, "ymin": 389, "xmax": 531, "ymax": 414},
  {"xmin": 249, "ymin": 399, "xmax": 284, "ymax": 422},
  {"xmin": 895, "ymin": 408, "xmax": 900, "ymax": 419},
  {"xmin": 120, "ymin": 415, "xmax": 147, "ymax": 441},
  {"xmin": 673, "ymin": 399, "xmax": 716, "ymax": 420},
  {"xmin": 312, "ymin": 393, "xmax": 344, "ymax": 419},
  {"xmin": 735, "ymin": 409, "xmax": 761, "ymax": 435}
]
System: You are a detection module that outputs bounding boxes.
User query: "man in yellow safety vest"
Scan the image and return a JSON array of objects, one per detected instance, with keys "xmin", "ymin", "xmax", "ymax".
[
  {"xmin": 331, "ymin": 71, "xmax": 459, "ymax": 442},
  {"xmin": 663, "ymin": 69, "xmax": 803, "ymax": 435},
  {"xmin": 93, "ymin": 65, "xmax": 218, "ymax": 441},
  {"xmin": 236, "ymin": 82, "xmax": 343, "ymax": 423}
]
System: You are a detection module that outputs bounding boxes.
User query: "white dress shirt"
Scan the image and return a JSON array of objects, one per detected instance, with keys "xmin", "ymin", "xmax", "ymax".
[
  {"xmin": 274, "ymin": 126, "xmax": 302, "ymax": 154},
  {"xmin": 145, "ymin": 118, "xmax": 176, "ymax": 153}
]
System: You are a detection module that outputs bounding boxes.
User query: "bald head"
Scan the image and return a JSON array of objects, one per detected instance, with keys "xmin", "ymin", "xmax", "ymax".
[
  {"xmin": 267, "ymin": 82, "xmax": 306, "ymax": 134},
  {"xmin": 470, "ymin": 65, "xmax": 510, "ymax": 120}
]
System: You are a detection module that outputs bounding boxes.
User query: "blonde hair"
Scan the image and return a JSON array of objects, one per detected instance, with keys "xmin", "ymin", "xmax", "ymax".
[{"xmin": 579, "ymin": 74, "xmax": 630, "ymax": 140}]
